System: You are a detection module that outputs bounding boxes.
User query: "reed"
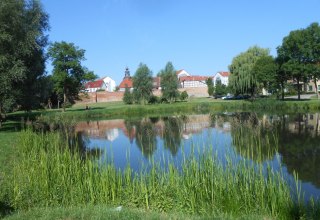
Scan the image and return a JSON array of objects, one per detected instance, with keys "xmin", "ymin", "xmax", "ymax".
[{"xmin": 4, "ymin": 129, "xmax": 319, "ymax": 219}]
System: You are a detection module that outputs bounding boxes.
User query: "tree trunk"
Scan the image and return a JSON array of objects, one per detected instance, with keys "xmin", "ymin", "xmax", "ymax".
[
  {"xmin": 63, "ymin": 85, "xmax": 67, "ymax": 112},
  {"xmin": 0, "ymin": 104, "xmax": 2, "ymax": 128},
  {"xmin": 297, "ymin": 78, "xmax": 301, "ymax": 100},
  {"xmin": 281, "ymin": 81, "xmax": 285, "ymax": 101},
  {"xmin": 314, "ymin": 77, "xmax": 319, "ymax": 99}
]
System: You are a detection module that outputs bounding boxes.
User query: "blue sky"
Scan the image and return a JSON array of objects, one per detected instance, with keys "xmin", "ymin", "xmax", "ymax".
[{"xmin": 42, "ymin": 0, "xmax": 320, "ymax": 85}]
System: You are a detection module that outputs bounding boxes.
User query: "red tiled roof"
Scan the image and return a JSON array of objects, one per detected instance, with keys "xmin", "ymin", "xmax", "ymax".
[
  {"xmin": 179, "ymin": 76, "xmax": 208, "ymax": 82},
  {"xmin": 85, "ymin": 80, "xmax": 104, "ymax": 89},
  {"xmin": 119, "ymin": 78, "xmax": 133, "ymax": 88},
  {"xmin": 217, "ymin": 71, "xmax": 230, "ymax": 77}
]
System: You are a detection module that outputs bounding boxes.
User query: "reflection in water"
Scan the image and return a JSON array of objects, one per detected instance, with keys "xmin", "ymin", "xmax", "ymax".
[{"xmin": 74, "ymin": 112, "xmax": 320, "ymax": 199}]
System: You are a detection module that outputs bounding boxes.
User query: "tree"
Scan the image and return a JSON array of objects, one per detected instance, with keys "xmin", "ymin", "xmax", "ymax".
[
  {"xmin": 206, "ymin": 78, "xmax": 214, "ymax": 96},
  {"xmin": 48, "ymin": 41, "xmax": 89, "ymax": 111},
  {"xmin": 215, "ymin": 80, "xmax": 228, "ymax": 96},
  {"xmin": 229, "ymin": 46, "xmax": 269, "ymax": 97},
  {"xmin": 277, "ymin": 29, "xmax": 307, "ymax": 100},
  {"xmin": 159, "ymin": 62, "xmax": 179, "ymax": 102},
  {"xmin": 252, "ymin": 55, "xmax": 278, "ymax": 95},
  {"xmin": 303, "ymin": 23, "xmax": 320, "ymax": 99},
  {"xmin": 123, "ymin": 87, "xmax": 133, "ymax": 104},
  {"xmin": 132, "ymin": 63, "xmax": 153, "ymax": 104},
  {"xmin": 0, "ymin": 0, "xmax": 49, "ymax": 121}
]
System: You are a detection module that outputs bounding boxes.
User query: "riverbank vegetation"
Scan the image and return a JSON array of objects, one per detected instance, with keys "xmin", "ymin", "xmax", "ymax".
[{"xmin": 1, "ymin": 128, "xmax": 319, "ymax": 219}]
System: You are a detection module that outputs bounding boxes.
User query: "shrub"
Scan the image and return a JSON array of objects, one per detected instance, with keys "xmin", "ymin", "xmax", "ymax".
[
  {"xmin": 148, "ymin": 95, "xmax": 159, "ymax": 104},
  {"xmin": 123, "ymin": 88, "xmax": 133, "ymax": 104},
  {"xmin": 180, "ymin": 91, "xmax": 188, "ymax": 101}
]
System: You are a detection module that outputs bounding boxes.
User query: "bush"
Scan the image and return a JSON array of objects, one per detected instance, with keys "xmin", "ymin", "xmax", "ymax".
[
  {"xmin": 148, "ymin": 95, "xmax": 159, "ymax": 104},
  {"xmin": 180, "ymin": 91, "xmax": 188, "ymax": 101},
  {"xmin": 123, "ymin": 88, "xmax": 133, "ymax": 104},
  {"xmin": 159, "ymin": 96, "xmax": 168, "ymax": 103}
]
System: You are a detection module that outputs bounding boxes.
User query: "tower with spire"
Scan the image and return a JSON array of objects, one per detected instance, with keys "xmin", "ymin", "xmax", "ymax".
[{"xmin": 124, "ymin": 67, "xmax": 130, "ymax": 79}]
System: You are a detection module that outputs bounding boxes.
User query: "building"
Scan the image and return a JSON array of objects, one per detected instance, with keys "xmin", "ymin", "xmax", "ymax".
[
  {"xmin": 213, "ymin": 71, "xmax": 230, "ymax": 86},
  {"xmin": 179, "ymin": 76, "xmax": 209, "ymax": 88},
  {"xmin": 85, "ymin": 80, "xmax": 106, "ymax": 93},
  {"xmin": 176, "ymin": 69, "xmax": 190, "ymax": 78},
  {"xmin": 119, "ymin": 67, "xmax": 133, "ymax": 92},
  {"xmin": 153, "ymin": 77, "xmax": 161, "ymax": 90},
  {"xmin": 102, "ymin": 76, "xmax": 116, "ymax": 92}
]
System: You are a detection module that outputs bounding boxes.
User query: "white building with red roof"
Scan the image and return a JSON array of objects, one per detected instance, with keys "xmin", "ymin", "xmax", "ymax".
[
  {"xmin": 179, "ymin": 76, "xmax": 209, "ymax": 88},
  {"xmin": 85, "ymin": 80, "xmax": 106, "ymax": 93},
  {"xmin": 102, "ymin": 76, "xmax": 116, "ymax": 92},
  {"xmin": 176, "ymin": 69, "xmax": 190, "ymax": 78},
  {"xmin": 213, "ymin": 71, "xmax": 230, "ymax": 86}
]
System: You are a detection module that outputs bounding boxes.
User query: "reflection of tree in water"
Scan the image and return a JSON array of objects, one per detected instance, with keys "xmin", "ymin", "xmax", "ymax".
[
  {"xmin": 277, "ymin": 113, "xmax": 320, "ymax": 188},
  {"xmin": 229, "ymin": 112, "xmax": 278, "ymax": 163},
  {"xmin": 32, "ymin": 118, "xmax": 102, "ymax": 160},
  {"xmin": 125, "ymin": 118, "xmax": 157, "ymax": 158},
  {"xmin": 162, "ymin": 116, "xmax": 183, "ymax": 156}
]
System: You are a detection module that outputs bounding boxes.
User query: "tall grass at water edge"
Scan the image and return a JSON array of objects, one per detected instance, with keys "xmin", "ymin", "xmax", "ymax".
[{"xmin": 3, "ymin": 129, "xmax": 320, "ymax": 219}]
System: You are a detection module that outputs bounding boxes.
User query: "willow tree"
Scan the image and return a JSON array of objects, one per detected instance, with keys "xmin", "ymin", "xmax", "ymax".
[{"xmin": 229, "ymin": 46, "xmax": 269, "ymax": 97}]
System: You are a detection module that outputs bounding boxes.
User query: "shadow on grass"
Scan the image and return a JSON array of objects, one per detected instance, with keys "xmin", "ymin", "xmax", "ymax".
[
  {"xmin": 0, "ymin": 201, "xmax": 14, "ymax": 218},
  {"xmin": 284, "ymin": 98, "xmax": 311, "ymax": 101},
  {"xmin": 66, "ymin": 107, "xmax": 106, "ymax": 112}
]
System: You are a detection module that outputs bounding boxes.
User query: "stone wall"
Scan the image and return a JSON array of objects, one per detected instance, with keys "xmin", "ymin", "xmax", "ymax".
[{"xmin": 77, "ymin": 87, "xmax": 209, "ymax": 104}]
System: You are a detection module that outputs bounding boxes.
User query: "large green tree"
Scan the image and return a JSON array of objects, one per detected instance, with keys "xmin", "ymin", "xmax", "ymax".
[
  {"xmin": 277, "ymin": 23, "xmax": 320, "ymax": 100},
  {"xmin": 159, "ymin": 62, "xmax": 179, "ymax": 102},
  {"xmin": 0, "ymin": 0, "xmax": 49, "ymax": 120},
  {"xmin": 48, "ymin": 41, "xmax": 90, "ymax": 111},
  {"xmin": 132, "ymin": 63, "xmax": 153, "ymax": 104},
  {"xmin": 229, "ymin": 46, "xmax": 269, "ymax": 97},
  {"xmin": 252, "ymin": 55, "xmax": 278, "ymax": 96}
]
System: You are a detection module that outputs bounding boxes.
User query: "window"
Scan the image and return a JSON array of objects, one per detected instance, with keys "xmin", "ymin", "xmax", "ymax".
[
  {"xmin": 318, "ymin": 85, "xmax": 320, "ymax": 92},
  {"xmin": 309, "ymin": 85, "xmax": 313, "ymax": 91}
]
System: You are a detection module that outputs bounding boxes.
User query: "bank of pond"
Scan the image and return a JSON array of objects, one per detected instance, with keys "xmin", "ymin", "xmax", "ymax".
[{"xmin": 1, "ymin": 111, "xmax": 320, "ymax": 219}]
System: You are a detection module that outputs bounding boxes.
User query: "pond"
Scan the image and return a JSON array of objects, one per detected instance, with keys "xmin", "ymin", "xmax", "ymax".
[{"xmin": 74, "ymin": 112, "xmax": 320, "ymax": 201}]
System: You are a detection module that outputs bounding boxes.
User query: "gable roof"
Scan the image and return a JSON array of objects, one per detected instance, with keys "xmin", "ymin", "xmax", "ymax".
[
  {"xmin": 176, "ymin": 69, "xmax": 184, "ymax": 75},
  {"xmin": 179, "ymin": 76, "xmax": 209, "ymax": 82},
  {"xmin": 119, "ymin": 77, "xmax": 133, "ymax": 88},
  {"xmin": 216, "ymin": 71, "xmax": 230, "ymax": 77},
  {"xmin": 85, "ymin": 80, "xmax": 105, "ymax": 89}
]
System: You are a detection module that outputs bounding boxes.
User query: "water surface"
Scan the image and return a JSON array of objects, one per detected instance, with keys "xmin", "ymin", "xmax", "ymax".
[{"xmin": 75, "ymin": 112, "xmax": 320, "ymax": 201}]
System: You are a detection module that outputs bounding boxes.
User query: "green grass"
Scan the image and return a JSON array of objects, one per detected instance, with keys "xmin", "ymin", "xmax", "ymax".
[
  {"xmin": 2, "ymin": 97, "xmax": 320, "ymax": 219},
  {"xmin": 2, "ymin": 129, "xmax": 318, "ymax": 219}
]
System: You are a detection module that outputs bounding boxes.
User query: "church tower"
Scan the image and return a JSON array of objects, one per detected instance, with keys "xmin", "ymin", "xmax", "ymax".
[{"xmin": 124, "ymin": 67, "xmax": 130, "ymax": 79}]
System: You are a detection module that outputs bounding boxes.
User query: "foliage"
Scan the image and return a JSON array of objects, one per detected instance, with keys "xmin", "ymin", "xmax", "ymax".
[
  {"xmin": 132, "ymin": 63, "xmax": 153, "ymax": 104},
  {"xmin": 6, "ymin": 129, "xmax": 318, "ymax": 219},
  {"xmin": 229, "ymin": 46, "xmax": 269, "ymax": 96},
  {"xmin": 159, "ymin": 62, "xmax": 179, "ymax": 102},
  {"xmin": 205, "ymin": 78, "xmax": 214, "ymax": 96},
  {"xmin": 48, "ymin": 41, "xmax": 90, "ymax": 111},
  {"xmin": 148, "ymin": 95, "xmax": 159, "ymax": 104},
  {"xmin": 252, "ymin": 55, "xmax": 278, "ymax": 94},
  {"xmin": 0, "ymin": 0, "xmax": 49, "ymax": 115},
  {"xmin": 122, "ymin": 87, "xmax": 133, "ymax": 105},
  {"xmin": 277, "ymin": 23, "xmax": 320, "ymax": 99},
  {"xmin": 180, "ymin": 91, "xmax": 188, "ymax": 101},
  {"xmin": 215, "ymin": 80, "xmax": 228, "ymax": 96}
]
